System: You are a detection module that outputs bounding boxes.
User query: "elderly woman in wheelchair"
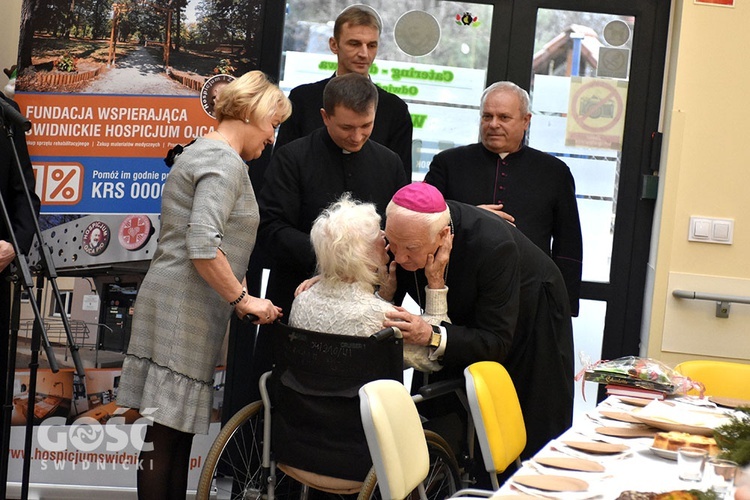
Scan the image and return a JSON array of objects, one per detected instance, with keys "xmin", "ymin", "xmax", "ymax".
[
  {"xmin": 197, "ymin": 195, "xmax": 460, "ymax": 500},
  {"xmin": 290, "ymin": 193, "xmax": 449, "ymax": 373}
]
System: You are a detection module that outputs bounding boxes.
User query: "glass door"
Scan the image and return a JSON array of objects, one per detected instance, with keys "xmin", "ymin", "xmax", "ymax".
[
  {"xmin": 505, "ymin": 1, "xmax": 670, "ymax": 413},
  {"xmin": 527, "ymin": 11, "xmax": 636, "ymax": 414},
  {"xmin": 277, "ymin": 0, "xmax": 499, "ymax": 176}
]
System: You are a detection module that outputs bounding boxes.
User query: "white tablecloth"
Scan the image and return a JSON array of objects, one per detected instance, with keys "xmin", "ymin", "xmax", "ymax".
[{"xmin": 494, "ymin": 396, "xmax": 738, "ymax": 499}]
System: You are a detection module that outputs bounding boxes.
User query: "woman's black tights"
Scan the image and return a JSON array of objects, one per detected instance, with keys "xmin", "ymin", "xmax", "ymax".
[{"xmin": 137, "ymin": 422, "xmax": 194, "ymax": 500}]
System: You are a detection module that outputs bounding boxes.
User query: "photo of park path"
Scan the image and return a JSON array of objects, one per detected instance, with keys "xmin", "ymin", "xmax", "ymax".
[
  {"xmin": 14, "ymin": 0, "xmax": 257, "ymax": 95},
  {"xmin": 82, "ymin": 45, "xmax": 196, "ymax": 95}
]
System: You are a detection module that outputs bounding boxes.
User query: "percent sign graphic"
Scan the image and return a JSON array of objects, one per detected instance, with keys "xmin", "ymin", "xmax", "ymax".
[
  {"xmin": 51, "ymin": 167, "xmax": 77, "ymax": 199},
  {"xmin": 43, "ymin": 163, "xmax": 83, "ymax": 204}
]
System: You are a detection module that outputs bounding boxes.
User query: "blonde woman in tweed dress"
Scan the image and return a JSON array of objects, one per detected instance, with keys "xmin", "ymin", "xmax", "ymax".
[{"xmin": 117, "ymin": 71, "xmax": 291, "ymax": 500}]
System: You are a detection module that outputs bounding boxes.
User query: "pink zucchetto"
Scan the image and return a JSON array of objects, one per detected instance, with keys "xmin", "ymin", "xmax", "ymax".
[{"xmin": 391, "ymin": 182, "xmax": 447, "ymax": 213}]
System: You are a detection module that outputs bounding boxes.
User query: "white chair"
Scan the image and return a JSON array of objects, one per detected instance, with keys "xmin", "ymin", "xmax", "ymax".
[{"xmin": 359, "ymin": 379, "xmax": 429, "ymax": 500}]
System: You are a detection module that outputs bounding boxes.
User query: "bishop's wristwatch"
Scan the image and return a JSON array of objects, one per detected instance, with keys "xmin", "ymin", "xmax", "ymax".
[{"xmin": 429, "ymin": 324, "xmax": 442, "ymax": 349}]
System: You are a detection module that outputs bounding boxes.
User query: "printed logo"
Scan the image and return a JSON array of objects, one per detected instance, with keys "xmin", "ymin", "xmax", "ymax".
[
  {"xmin": 200, "ymin": 74, "xmax": 235, "ymax": 119},
  {"xmin": 118, "ymin": 214, "xmax": 153, "ymax": 251},
  {"xmin": 455, "ymin": 12, "xmax": 481, "ymax": 27},
  {"xmin": 36, "ymin": 407, "xmax": 155, "ymax": 453},
  {"xmin": 82, "ymin": 221, "xmax": 111, "ymax": 256},
  {"xmin": 33, "ymin": 162, "xmax": 84, "ymax": 205}
]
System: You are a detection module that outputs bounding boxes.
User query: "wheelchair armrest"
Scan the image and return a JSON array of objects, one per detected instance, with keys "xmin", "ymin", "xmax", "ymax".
[
  {"xmin": 371, "ymin": 326, "xmax": 402, "ymax": 341},
  {"xmin": 416, "ymin": 378, "xmax": 464, "ymax": 400}
]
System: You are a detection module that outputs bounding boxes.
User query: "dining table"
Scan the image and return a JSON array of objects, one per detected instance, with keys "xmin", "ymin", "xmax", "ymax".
[{"xmin": 493, "ymin": 395, "xmax": 745, "ymax": 499}]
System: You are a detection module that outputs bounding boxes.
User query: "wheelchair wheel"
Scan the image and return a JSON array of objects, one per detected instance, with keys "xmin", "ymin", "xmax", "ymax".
[
  {"xmin": 359, "ymin": 430, "xmax": 461, "ymax": 499},
  {"xmin": 196, "ymin": 401, "xmax": 296, "ymax": 500}
]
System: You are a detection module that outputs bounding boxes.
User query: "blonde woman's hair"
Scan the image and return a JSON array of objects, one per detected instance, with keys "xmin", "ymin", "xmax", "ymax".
[
  {"xmin": 214, "ymin": 70, "xmax": 292, "ymax": 125},
  {"xmin": 311, "ymin": 194, "xmax": 383, "ymax": 288}
]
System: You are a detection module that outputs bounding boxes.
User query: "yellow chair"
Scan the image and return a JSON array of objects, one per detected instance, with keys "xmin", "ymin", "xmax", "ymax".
[
  {"xmin": 674, "ymin": 360, "xmax": 750, "ymax": 400},
  {"xmin": 464, "ymin": 361, "xmax": 526, "ymax": 491}
]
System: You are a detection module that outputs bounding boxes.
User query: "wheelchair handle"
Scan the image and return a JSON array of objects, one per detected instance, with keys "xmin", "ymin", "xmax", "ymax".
[
  {"xmin": 241, "ymin": 313, "xmax": 260, "ymax": 323},
  {"xmin": 371, "ymin": 326, "xmax": 400, "ymax": 341}
]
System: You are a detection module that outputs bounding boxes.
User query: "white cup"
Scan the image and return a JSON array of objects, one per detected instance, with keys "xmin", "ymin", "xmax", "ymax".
[
  {"xmin": 677, "ymin": 446, "xmax": 708, "ymax": 482},
  {"xmin": 705, "ymin": 458, "xmax": 738, "ymax": 497}
]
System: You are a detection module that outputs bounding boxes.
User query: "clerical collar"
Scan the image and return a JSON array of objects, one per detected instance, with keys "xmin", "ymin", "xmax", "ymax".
[
  {"xmin": 496, "ymin": 145, "xmax": 526, "ymax": 159},
  {"xmin": 322, "ymin": 128, "xmax": 358, "ymax": 155}
]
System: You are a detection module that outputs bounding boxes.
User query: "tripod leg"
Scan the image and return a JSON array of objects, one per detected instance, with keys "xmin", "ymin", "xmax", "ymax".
[
  {"xmin": 21, "ymin": 275, "xmax": 46, "ymax": 500},
  {"xmin": 0, "ymin": 278, "xmax": 20, "ymax": 500}
]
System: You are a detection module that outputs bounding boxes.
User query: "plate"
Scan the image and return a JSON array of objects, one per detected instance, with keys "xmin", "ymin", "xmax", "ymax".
[
  {"xmin": 561, "ymin": 440, "xmax": 630, "ymax": 454},
  {"xmin": 649, "ymin": 446, "xmax": 678, "ymax": 461},
  {"xmin": 595, "ymin": 426, "xmax": 657, "ymax": 438},
  {"xmin": 599, "ymin": 410, "xmax": 642, "ymax": 424},
  {"xmin": 512, "ymin": 475, "xmax": 589, "ymax": 492},
  {"xmin": 534, "ymin": 456, "xmax": 605, "ymax": 472},
  {"xmin": 617, "ymin": 397, "xmax": 653, "ymax": 407},
  {"xmin": 630, "ymin": 414, "xmax": 716, "ymax": 436},
  {"xmin": 710, "ymin": 396, "xmax": 750, "ymax": 409}
]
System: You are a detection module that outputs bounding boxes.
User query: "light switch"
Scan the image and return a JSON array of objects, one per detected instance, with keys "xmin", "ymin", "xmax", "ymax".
[
  {"xmin": 712, "ymin": 220, "xmax": 733, "ymax": 243},
  {"xmin": 690, "ymin": 217, "xmax": 711, "ymax": 240},
  {"xmin": 688, "ymin": 216, "xmax": 734, "ymax": 244}
]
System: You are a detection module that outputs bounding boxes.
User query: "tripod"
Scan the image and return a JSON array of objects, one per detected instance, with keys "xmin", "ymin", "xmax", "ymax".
[{"xmin": 0, "ymin": 100, "xmax": 86, "ymax": 500}]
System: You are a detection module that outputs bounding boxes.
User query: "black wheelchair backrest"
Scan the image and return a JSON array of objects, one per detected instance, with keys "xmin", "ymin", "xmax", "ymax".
[{"xmin": 270, "ymin": 323, "xmax": 404, "ymax": 481}]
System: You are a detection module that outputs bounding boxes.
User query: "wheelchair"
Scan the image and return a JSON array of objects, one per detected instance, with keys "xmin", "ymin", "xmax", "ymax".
[{"xmin": 196, "ymin": 322, "xmax": 465, "ymax": 500}]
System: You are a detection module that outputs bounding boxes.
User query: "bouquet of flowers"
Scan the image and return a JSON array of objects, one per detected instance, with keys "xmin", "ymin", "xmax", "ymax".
[{"xmin": 582, "ymin": 356, "xmax": 698, "ymax": 395}]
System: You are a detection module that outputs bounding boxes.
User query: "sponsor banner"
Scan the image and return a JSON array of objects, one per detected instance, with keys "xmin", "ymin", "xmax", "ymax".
[
  {"xmin": 7, "ymin": 368, "xmax": 222, "ymax": 489},
  {"xmin": 16, "ymin": 93, "xmax": 215, "ymax": 159},
  {"xmin": 6, "ymin": 424, "xmax": 218, "ymax": 488},
  {"xmin": 32, "ymin": 157, "xmax": 169, "ymax": 213},
  {"xmin": 15, "ymin": 92, "xmax": 216, "ymax": 214}
]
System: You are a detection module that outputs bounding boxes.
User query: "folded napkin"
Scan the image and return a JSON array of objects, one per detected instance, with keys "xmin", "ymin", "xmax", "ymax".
[
  {"xmin": 510, "ymin": 479, "xmax": 604, "ymax": 500},
  {"xmin": 636, "ymin": 400, "xmax": 731, "ymax": 428},
  {"xmin": 549, "ymin": 440, "xmax": 632, "ymax": 462}
]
